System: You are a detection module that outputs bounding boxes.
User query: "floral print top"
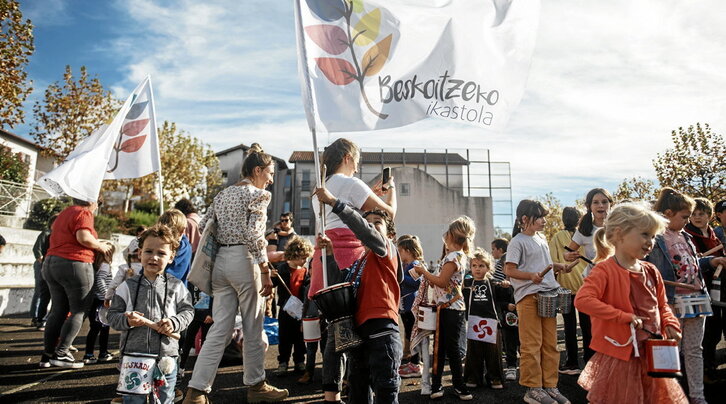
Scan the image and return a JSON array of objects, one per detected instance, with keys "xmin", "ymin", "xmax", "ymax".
[
  {"xmin": 433, "ymin": 250, "xmax": 467, "ymax": 311},
  {"xmin": 200, "ymin": 183, "xmax": 271, "ymax": 265}
]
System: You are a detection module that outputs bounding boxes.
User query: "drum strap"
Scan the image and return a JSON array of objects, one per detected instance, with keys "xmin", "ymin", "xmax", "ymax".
[{"xmin": 605, "ymin": 324, "xmax": 639, "ymax": 358}]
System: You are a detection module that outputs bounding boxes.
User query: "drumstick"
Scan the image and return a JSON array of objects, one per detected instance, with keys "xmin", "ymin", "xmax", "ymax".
[
  {"xmin": 538, "ymin": 265, "xmax": 553, "ymax": 278},
  {"xmin": 128, "ymin": 312, "xmax": 181, "ymax": 340},
  {"xmin": 714, "ymin": 264, "xmax": 723, "ymax": 279},
  {"xmin": 663, "ymin": 280, "xmax": 701, "ymax": 291},
  {"xmin": 564, "ymin": 246, "xmax": 594, "ymax": 265},
  {"xmin": 699, "ymin": 244, "xmax": 723, "ymax": 258}
]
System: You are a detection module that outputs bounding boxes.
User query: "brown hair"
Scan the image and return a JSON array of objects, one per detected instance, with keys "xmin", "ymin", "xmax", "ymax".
[
  {"xmin": 284, "ymin": 235, "xmax": 314, "ymax": 261},
  {"xmin": 654, "ymin": 187, "xmax": 695, "ymax": 214},
  {"xmin": 322, "ymin": 138, "xmax": 359, "ymax": 177},
  {"xmin": 158, "ymin": 208, "xmax": 187, "ymax": 237},
  {"xmin": 93, "ymin": 241, "xmax": 116, "ymax": 271},
  {"xmin": 693, "ymin": 197, "xmax": 713, "ymax": 217},
  {"xmin": 447, "ymin": 216, "xmax": 476, "ymax": 254},
  {"xmin": 242, "ymin": 143, "xmax": 273, "ymax": 178},
  {"xmin": 513, "ymin": 200, "xmax": 548, "ymax": 237},
  {"xmin": 397, "ymin": 235, "xmax": 424, "ymax": 261},
  {"xmin": 138, "ymin": 224, "xmax": 181, "ymax": 254},
  {"xmin": 471, "ymin": 247, "xmax": 494, "ymax": 279}
]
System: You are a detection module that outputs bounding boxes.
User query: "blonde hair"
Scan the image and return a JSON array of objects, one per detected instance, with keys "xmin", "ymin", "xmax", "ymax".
[
  {"xmin": 158, "ymin": 208, "xmax": 187, "ymax": 236},
  {"xmin": 447, "ymin": 216, "xmax": 476, "ymax": 254},
  {"xmin": 592, "ymin": 228, "xmax": 612, "ymax": 263},
  {"xmin": 284, "ymin": 235, "xmax": 314, "ymax": 261},
  {"xmin": 471, "ymin": 247, "xmax": 494, "ymax": 279},
  {"xmin": 397, "ymin": 235, "xmax": 424, "ymax": 261},
  {"xmin": 599, "ymin": 203, "xmax": 668, "ymax": 259}
]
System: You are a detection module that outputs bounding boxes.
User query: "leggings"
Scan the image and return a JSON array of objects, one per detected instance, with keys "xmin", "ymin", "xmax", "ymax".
[
  {"xmin": 84, "ymin": 298, "xmax": 109, "ymax": 356},
  {"xmin": 432, "ymin": 309, "xmax": 466, "ymax": 389}
]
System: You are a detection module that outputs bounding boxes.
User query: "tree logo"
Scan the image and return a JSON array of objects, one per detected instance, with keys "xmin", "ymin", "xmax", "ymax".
[
  {"xmin": 107, "ymin": 98, "xmax": 149, "ymax": 173},
  {"xmin": 304, "ymin": 0, "xmax": 393, "ymax": 119}
]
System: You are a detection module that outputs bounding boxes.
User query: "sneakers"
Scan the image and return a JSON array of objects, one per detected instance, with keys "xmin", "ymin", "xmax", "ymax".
[
  {"xmin": 430, "ymin": 385, "xmax": 444, "ymax": 399},
  {"xmin": 49, "ymin": 353, "xmax": 84, "ymax": 369},
  {"xmin": 294, "ymin": 362, "xmax": 306, "ymax": 372},
  {"xmin": 83, "ymin": 355, "xmax": 97, "ymax": 364},
  {"xmin": 68, "ymin": 345, "xmax": 78, "ymax": 352},
  {"xmin": 275, "ymin": 362, "xmax": 288, "ymax": 375},
  {"xmin": 98, "ymin": 352, "xmax": 114, "ymax": 362},
  {"xmin": 504, "ymin": 367, "xmax": 517, "ymax": 381},
  {"xmin": 39, "ymin": 353, "xmax": 51, "ymax": 368},
  {"xmin": 421, "ymin": 385, "xmax": 432, "ymax": 396},
  {"xmin": 558, "ymin": 364, "xmax": 581, "ymax": 376},
  {"xmin": 465, "ymin": 382, "xmax": 477, "ymax": 388},
  {"xmin": 398, "ymin": 362, "xmax": 422, "ymax": 378},
  {"xmin": 544, "ymin": 387, "xmax": 571, "ymax": 404},
  {"xmin": 524, "ymin": 388, "xmax": 556, "ymax": 404},
  {"xmin": 181, "ymin": 387, "xmax": 209, "ymax": 404},
  {"xmin": 297, "ymin": 370, "xmax": 313, "ymax": 384},
  {"xmin": 247, "ymin": 380, "xmax": 288, "ymax": 403},
  {"xmin": 490, "ymin": 379, "xmax": 504, "ymax": 390},
  {"xmin": 454, "ymin": 386, "xmax": 473, "ymax": 401}
]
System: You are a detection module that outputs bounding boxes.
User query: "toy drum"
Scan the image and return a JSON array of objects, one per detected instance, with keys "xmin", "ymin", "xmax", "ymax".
[
  {"xmin": 117, "ymin": 352, "xmax": 157, "ymax": 395},
  {"xmin": 536, "ymin": 291, "xmax": 559, "ymax": 318},
  {"xmin": 417, "ymin": 304, "xmax": 437, "ymax": 331},
  {"xmin": 555, "ymin": 287, "xmax": 573, "ymax": 314},
  {"xmin": 314, "ymin": 282, "xmax": 355, "ymax": 322},
  {"xmin": 303, "ymin": 317, "xmax": 321, "ymax": 343},
  {"xmin": 645, "ymin": 338, "xmax": 682, "ymax": 378},
  {"xmin": 673, "ymin": 294, "xmax": 713, "ymax": 318},
  {"xmin": 710, "ymin": 279, "xmax": 724, "ymax": 307}
]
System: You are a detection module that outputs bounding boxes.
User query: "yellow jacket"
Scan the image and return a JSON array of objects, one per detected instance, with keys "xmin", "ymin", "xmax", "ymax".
[{"xmin": 548, "ymin": 230, "xmax": 587, "ymax": 293}]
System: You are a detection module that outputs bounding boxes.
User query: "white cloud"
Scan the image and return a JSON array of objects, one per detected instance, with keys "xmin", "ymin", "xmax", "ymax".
[{"xmin": 22, "ymin": 0, "xmax": 70, "ymax": 27}]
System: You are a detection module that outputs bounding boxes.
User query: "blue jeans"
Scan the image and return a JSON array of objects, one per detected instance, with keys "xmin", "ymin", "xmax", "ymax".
[
  {"xmin": 122, "ymin": 358, "xmax": 177, "ymax": 404},
  {"xmin": 348, "ymin": 331, "xmax": 403, "ymax": 404}
]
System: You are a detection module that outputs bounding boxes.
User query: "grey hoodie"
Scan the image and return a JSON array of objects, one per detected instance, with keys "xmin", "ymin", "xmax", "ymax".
[{"xmin": 107, "ymin": 273, "xmax": 193, "ymax": 357}]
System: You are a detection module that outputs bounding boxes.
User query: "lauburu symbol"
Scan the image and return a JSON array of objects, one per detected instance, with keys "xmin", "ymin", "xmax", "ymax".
[
  {"xmin": 305, "ymin": 0, "xmax": 392, "ymax": 119},
  {"xmin": 473, "ymin": 319, "xmax": 493, "ymax": 339},
  {"xmin": 107, "ymin": 99, "xmax": 149, "ymax": 173}
]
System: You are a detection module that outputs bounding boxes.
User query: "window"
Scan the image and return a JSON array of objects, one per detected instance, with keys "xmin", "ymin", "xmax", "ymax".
[
  {"xmin": 284, "ymin": 173, "xmax": 291, "ymax": 188},
  {"xmin": 301, "ymin": 198, "xmax": 310, "ymax": 209},
  {"xmin": 301, "ymin": 170, "xmax": 311, "ymax": 190},
  {"xmin": 400, "ymin": 183, "xmax": 410, "ymax": 196},
  {"xmin": 283, "ymin": 202, "xmax": 290, "ymax": 212}
]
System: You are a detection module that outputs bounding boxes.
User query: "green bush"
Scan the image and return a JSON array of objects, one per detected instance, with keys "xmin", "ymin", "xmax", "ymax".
[
  {"xmin": 134, "ymin": 200, "xmax": 160, "ymax": 214},
  {"xmin": 127, "ymin": 210, "xmax": 158, "ymax": 229},
  {"xmin": 24, "ymin": 197, "xmax": 72, "ymax": 230},
  {"xmin": 94, "ymin": 214, "xmax": 119, "ymax": 239}
]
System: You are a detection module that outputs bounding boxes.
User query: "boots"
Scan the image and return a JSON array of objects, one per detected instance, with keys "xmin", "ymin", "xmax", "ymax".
[
  {"xmin": 182, "ymin": 387, "xmax": 210, "ymax": 404},
  {"xmin": 247, "ymin": 380, "xmax": 289, "ymax": 403}
]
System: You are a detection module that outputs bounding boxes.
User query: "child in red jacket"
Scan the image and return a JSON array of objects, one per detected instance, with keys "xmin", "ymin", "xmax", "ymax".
[{"xmin": 575, "ymin": 203, "xmax": 686, "ymax": 404}]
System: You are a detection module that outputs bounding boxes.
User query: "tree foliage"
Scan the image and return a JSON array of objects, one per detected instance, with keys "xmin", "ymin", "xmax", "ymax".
[
  {"xmin": 0, "ymin": 145, "xmax": 29, "ymax": 183},
  {"xmin": 30, "ymin": 65, "xmax": 118, "ymax": 161},
  {"xmin": 0, "ymin": 0, "xmax": 34, "ymax": 129},
  {"xmin": 536, "ymin": 192, "xmax": 564, "ymax": 241},
  {"xmin": 653, "ymin": 123, "xmax": 725, "ymax": 202},
  {"xmin": 614, "ymin": 176, "xmax": 658, "ymax": 203}
]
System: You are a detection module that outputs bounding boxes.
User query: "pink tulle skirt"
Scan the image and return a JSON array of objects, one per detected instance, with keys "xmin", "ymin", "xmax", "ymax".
[{"xmin": 578, "ymin": 352, "xmax": 687, "ymax": 404}]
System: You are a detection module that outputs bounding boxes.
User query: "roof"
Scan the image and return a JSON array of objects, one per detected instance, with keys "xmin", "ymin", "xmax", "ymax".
[
  {"xmin": 0, "ymin": 128, "xmax": 41, "ymax": 150},
  {"xmin": 216, "ymin": 143, "xmax": 288, "ymax": 169},
  {"xmin": 288, "ymin": 151, "xmax": 469, "ymax": 165}
]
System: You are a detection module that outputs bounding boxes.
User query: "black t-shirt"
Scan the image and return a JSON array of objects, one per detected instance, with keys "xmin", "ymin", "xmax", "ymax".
[
  {"xmin": 269, "ymin": 230, "xmax": 296, "ymax": 252},
  {"xmin": 463, "ymin": 278, "xmax": 498, "ymax": 319}
]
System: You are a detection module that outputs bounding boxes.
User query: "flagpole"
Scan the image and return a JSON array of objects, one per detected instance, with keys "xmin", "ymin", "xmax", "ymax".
[
  {"xmin": 147, "ymin": 75, "xmax": 164, "ymax": 215},
  {"xmin": 311, "ymin": 127, "xmax": 328, "ymax": 288}
]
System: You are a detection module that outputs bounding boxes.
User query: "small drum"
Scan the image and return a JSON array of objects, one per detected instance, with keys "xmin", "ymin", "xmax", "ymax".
[
  {"xmin": 303, "ymin": 317, "xmax": 321, "ymax": 343},
  {"xmin": 417, "ymin": 304, "xmax": 437, "ymax": 331},
  {"xmin": 673, "ymin": 293, "xmax": 713, "ymax": 318},
  {"xmin": 710, "ymin": 279, "xmax": 724, "ymax": 307},
  {"xmin": 556, "ymin": 287, "xmax": 573, "ymax": 314},
  {"xmin": 117, "ymin": 353, "xmax": 157, "ymax": 395},
  {"xmin": 314, "ymin": 283, "xmax": 362, "ymax": 353},
  {"xmin": 644, "ymin": 338, "xmax": 682, "ymax": 378},
  {"xmin": 537, "ymin": 288, "xmax": 573, "ymax": 318}
]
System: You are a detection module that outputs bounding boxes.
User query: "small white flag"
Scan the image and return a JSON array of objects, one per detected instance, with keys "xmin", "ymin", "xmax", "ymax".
[
  {"xmin": 466, "ymin": 315, "xmax": 498, "ymax": 344},
  {"xmin": 38, "ymin": 76, "xmax": 160, "ymax": 202}
]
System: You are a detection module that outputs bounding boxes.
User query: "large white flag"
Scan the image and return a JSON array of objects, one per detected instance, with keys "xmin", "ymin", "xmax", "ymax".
[
  {"xmin": 295, "ymin": 0, "xmax": 540, "ymax": 133},
  {"xmin": 38, "ymin": 76, "xmax": 160, "ymax": 202}
]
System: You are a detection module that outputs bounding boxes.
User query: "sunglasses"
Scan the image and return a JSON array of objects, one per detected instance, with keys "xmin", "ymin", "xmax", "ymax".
[{"xmin": 280, "ymin": 218, "xmax": 291, "ymax": 222}]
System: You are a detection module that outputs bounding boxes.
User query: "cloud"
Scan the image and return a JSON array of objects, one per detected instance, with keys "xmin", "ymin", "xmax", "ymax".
[{"xmin": 22, "ymin": 0, "xmax": 71, "ymax": 27}]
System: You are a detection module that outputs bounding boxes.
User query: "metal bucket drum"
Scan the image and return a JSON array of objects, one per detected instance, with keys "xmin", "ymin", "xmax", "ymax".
[
  {"xmin": 645, "ymin": 338, "xmax": 682, "ymax": 378},
  {"xmin": 710, "ymin": 279, "xmax": 724, "ymax": 307},
  {"xmin": 556, "ymin": 287, "xmax": 573, "ymax": 314},
  {"xmin": 673, "ymin": 294, "xmax": 713, "ymax": 318},
  {"xmin": 417, "ymin": 304, "xmax": 437, "ymax": 331},
  {"xmin": 537, "ymin": 291, "xmax": 559, "ymax": 318},
  {"xmin": 117, "ymin": 352, "xmax": 157, "ymax": 395},
  {"xmin": 313, "ymin": 282, "xmax": 355, "ymax": 322},
  {"xmin": 303, "ymin": 317, "xmax": 321, "ymax": 343}
]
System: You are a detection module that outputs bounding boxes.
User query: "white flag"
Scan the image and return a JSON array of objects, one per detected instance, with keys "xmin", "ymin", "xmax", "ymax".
[
  {"xmin": 295, "ymin": 0, "xmax": 540, "ymax": 133},
  {"xmin": 38, "ymin": 76, "xmax": 160, "ymax": 202},
  {"xmin": 466, "ymin": 315, "xmax": 498, "ymax": 344}
]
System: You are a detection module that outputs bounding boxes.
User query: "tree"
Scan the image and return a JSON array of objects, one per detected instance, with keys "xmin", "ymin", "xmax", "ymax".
[
  {"xmin": 30, "ymin": 65, "xmax": 118, "ymax": 161},
  {"xmin": 614, "ymin": 176, "xmax": 658, "ymax": 203},
  {"xmin": 0, "ymin": 0, "xmax": 34, "ymax": 129},
  {"xmin": 653, "ymin": 123, "xmax": 726, "ymax": 202},
  {"xmin": 0, "ymin": 145, "xmax": 29, "ymax": 183},
  {"xmin": 536, "ymin": 192, "xmax": 564, "ymax": 241}
]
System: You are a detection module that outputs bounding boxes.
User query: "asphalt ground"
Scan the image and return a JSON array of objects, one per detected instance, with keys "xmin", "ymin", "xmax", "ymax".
[{"xmin": 0, "ymin": 314, "xmax": 724, "ymax": 403}]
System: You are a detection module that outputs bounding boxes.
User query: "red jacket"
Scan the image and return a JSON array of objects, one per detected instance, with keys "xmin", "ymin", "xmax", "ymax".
[{"xmin": 575, "ymin": 258, "xmax": 680, "ymax": 361}]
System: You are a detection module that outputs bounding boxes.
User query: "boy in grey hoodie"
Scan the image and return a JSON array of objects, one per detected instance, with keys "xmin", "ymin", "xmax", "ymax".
[{"xmin": 108, "ymin": 224, "xmax": 194, "ymax": 404}]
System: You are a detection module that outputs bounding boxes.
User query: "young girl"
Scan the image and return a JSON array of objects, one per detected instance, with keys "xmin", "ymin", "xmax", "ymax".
[
  {"xmin": 505, "ymin": 200, "xmax": 570, "ymax": 404},
  {"xmin": 105, "ymin": 238, "xmax": 142, "ymax": 307},
  {"xmin": 83, "ymin": 242, "xmax": 115, "ymax": 364},
  {"xmin": 564, "ymin": 188, "xmax": 613, "ymax": 362},
  {"xmin": 575, "ymin": 203, "xmax": 687, "ymax": 403},
  {"xmin": 397, "ymin": 235, "xmax": 423, "ymax": 378},
  {"xmin": 463, "ymin": 248, "xmax": 506, "ymax": 390},
  {"xmin": 646, "ymin": 188, "xmax": 726, "ymax": 404},
  {"xmin": 414, "ymin": 216, "xmax": 476, "ymax": 401}
]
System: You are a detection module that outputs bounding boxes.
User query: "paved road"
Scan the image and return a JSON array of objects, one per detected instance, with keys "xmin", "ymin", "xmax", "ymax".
[{"xmin": 0, "ymin": 315, "xmax": 723, "ymax": 403}]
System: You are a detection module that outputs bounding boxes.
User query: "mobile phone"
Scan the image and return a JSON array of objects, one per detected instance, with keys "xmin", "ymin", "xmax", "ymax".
[{"xmin": 382, "ymin": 167, "xmax": 391, "ymax": 185}]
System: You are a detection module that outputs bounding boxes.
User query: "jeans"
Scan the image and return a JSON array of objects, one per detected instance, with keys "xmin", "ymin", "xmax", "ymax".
[
  {"xmin": 122, "ymin": 358, "xmax": 177, "ymax": 404},
  {"xmin": 31, "ymin": 260, "xmax": 51, "ymax": 322},
  {"xmin": 432, "ymin": 309, "xmax": 466, "ymax": 389},
  {"xmin": 43, "ymin": 256, "xmax": 94, "ymax": 357},
  {"xmin": 348, "ymin": 331, "xmax": 403, "ymax": 404},
  {"xmin": 322, "ymin": 323, "xmax": 347, "ymax": 392}
]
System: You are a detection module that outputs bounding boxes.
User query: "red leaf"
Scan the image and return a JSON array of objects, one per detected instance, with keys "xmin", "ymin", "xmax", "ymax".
[
  {"xmin": 315, "ymin": 57, "xmax": 356, "ymax": 85},
  {"xmin": 122, "ymin": 119, "xmax": 149, "ymax": 137},
  {"xmin": 119, "ymin": 135, "xmax": 147, "ymax": 153},
  {"xmin": 305, "ymin": 24, "xmax": 348, "ymax": 55}
]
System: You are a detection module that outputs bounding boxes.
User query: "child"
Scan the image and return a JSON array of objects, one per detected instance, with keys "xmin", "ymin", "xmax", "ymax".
[
  {"xmin": 397, "ymin": 234, "xmax": 423, "ymax": 379},
  {"xmin": 83, "ymin": 242, "xmax": 115, "ymax": 364},
  {"xmin": 714, "ymin": 200, "xmax": 726, "ymax": 244},
  {"xmin": 463, "ymin": 248, "xmax": 505, "ymax": 390},
  {"xmin": 491, "ymin": 238, "xmax": 519, "ymax": 381},
  {"xmin": 105, "ymin": 238, "xmax": 142, "ymax": 307},
  {"xmin": 505, "ymin": 200, "xmax": 570, "ymax": 404},
  {"xmin": 549, "ymin": 207, "xmax": 588, "ymax": 375},
  {"xmin": 413, "ymin": 216, "xmax": 476, "ymax": 401},
  {"xmin": 179, "ymin": 286, "xmax": 213, "ymax": 376},
  {"xmin": 107, "ymin": 224, "xmax": 194, "ymax": 404},
  {"xmin": 158, "ymin": 209, "xmax": 192, "ymax": 285},
  {"xmin": 272, "ymin": 235, "xmax": 313, "ymax": 375},
  {"xmin": 575, "ymin": 203, "xmax": 687, "ymax": 403},
  {"xmin": 647, "ymin": 188, "xmax": 726, "ymax": 404}
]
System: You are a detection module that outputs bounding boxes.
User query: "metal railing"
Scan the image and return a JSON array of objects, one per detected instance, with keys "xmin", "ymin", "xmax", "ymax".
[{"xmin": 0, "ymin": 179, "xmax": 52, "ymax": 218}]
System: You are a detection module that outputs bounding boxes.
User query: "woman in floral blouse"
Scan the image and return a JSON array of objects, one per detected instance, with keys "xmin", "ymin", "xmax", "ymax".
[{"xmin": 184, "ymin": 144, "xmax": 288, "ymax": 404}]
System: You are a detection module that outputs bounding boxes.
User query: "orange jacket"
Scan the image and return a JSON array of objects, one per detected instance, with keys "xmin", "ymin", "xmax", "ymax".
[{"xmin": 574, "ymin": 257, "xmax": 680, "ymax": 361}]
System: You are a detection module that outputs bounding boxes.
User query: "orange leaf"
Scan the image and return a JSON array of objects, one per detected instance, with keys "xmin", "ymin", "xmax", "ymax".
[
  {"xmin": 315, "ymin": 57, "xmax": 357, "ymax": 85},
  {"xmin": 119, "ymin": 135, "xmax": 147, "ymax": 153},
  {"xmin": 122, "ymin": 119, "xmax": 149, "ymax": 137},
  {"xmin": 362, "ymin": 34, "xmax": 392, "ymax": 77}
]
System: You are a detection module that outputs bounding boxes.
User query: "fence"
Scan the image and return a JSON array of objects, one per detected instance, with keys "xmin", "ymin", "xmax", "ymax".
[{"xmin": 0, "ymin": 179, "xmax": 51, "ymax": 219}]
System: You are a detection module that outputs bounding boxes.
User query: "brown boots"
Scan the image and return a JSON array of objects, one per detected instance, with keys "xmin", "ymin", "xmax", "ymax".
[
  {"xmin": 247, "ymin": 380, "xmax": 289, "ymax": 403},
  {"xmin": 182, "ymin": 387, "xmax": 210, "ymax": 404}
]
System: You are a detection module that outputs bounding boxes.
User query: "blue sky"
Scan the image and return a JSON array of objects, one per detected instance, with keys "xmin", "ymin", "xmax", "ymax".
[{"xmin": 13, "ymin": 0, "xmax": 726, "ymax": 225}]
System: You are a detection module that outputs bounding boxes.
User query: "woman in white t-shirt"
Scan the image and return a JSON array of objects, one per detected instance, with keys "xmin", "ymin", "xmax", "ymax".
[
  {"xmin": 563, "ymin": 187, "xmax": 613, "ymax": 363},
  {"xmin": 309, "ymin": 138, "xmax": 396, "ymax": 403}
]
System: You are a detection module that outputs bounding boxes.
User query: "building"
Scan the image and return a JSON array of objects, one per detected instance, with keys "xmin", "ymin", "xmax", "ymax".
[
  {"xmin": 287, "ymin": 148, "xmax": 512, "ymax": 259},
  {"xmin": 215, "ymin": 143, "xmax": 293, "ymax": 226}
]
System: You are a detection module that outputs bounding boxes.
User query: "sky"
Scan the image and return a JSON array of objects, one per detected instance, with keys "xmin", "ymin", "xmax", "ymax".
[{"xmin": 13, "ymin": 0, "xmax": 726, "ymax": 226}]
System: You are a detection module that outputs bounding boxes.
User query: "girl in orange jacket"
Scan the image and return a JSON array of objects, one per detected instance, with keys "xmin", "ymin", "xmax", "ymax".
[{"xmin": 574, "ymin": 203, "xmax": 687, "ymax": 404}]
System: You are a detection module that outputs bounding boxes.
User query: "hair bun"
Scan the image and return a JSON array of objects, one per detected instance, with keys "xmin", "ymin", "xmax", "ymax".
[{"xmin": 248, "ymin": 143, "xmax": 264, "ymax": 154}]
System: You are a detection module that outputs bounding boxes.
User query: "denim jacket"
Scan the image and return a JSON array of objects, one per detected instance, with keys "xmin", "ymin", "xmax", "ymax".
[{"xmin": 646, "ymin": 232, "xmax": 714, "ymax": 304}]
